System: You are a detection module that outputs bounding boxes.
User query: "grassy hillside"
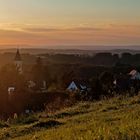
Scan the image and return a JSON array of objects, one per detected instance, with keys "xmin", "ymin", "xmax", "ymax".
[{"xmin": 0, "ymin": 94, "xmax": 140, "ymax": 140}]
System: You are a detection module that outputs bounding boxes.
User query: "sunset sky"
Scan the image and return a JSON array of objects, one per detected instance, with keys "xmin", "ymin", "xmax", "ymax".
[{"xmin": 0, "ymin": 0, "xmax": 140, "ymax": 49}]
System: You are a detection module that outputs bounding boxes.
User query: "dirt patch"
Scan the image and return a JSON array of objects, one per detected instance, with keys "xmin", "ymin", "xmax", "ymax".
[{"xmin": 33, "ymin": 120, "xmax": 63, "ymax": 128}]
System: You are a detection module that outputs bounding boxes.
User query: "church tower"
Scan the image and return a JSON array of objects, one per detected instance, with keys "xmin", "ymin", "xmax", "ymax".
[{"xmin": 14, "ymin": 49, "xmax": 23, "ymax": 74}]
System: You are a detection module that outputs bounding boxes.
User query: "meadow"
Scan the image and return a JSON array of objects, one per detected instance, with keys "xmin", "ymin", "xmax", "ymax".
[{"xmin": 0, "ymin": 94, "xmax": 140, "ymax": 140}]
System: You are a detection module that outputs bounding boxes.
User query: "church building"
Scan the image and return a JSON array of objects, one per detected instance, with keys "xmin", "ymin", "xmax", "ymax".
[{"xmin": 14, "ymin": 49, "xmax": 23, "ymax": 74}]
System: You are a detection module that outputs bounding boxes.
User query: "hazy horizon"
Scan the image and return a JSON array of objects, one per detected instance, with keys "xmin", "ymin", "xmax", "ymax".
[{"xmin": 1, "ymin": 45, "xmax": 140, "ymax": 51}]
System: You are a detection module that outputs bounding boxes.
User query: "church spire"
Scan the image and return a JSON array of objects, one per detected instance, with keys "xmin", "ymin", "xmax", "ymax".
[{"xmin": 14, "ymin": 49, "xmax": 22, "ymax": 61}]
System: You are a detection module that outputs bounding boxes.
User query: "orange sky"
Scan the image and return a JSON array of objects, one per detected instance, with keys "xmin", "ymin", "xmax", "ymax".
[{"xmin": 0, "ymin": 0, "xmax": 140, "ymax": 49}]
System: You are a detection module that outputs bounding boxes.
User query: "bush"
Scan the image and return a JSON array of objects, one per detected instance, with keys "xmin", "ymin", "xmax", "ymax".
[{"xmin": 0, "ymin": 121, "xmax": 9, "ymax": 128}]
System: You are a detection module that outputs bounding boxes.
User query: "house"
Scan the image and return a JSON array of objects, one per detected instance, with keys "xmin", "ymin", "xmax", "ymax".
[
  {"xmin": 129, "ymin": 69, "xmax": 140, "ymax": 92},
  {"xmin": 129, "ymin": 69, "xmax": 140, "ymax": 80},
  {"xmin": 67, "ymin": 81, "xmax": 79, "ymax": 92},
  {"xmin": 8, "ymin": 87, "xmax": 16, "ymax": 101},
  {"xmin": 67, "ymin": 81, "xmax": 89, "ymax": 92},
  {"xmin": 28, "ymin": 80, "xmax": 47, "ymax": 92},
  {"xmin": 8, "ymin": 87, "xmax": 15, "ymax": 95},
  {"xmin": 28, "ymin": 80, "xmax": 36, "ymax": 88},
  {"xmin": 41, "ymin": 81, "xmax": 47, "ymax": 90}
]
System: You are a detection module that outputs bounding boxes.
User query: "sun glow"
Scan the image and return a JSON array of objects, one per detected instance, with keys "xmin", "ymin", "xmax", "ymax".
[{"xmin": 0, "ymin": 0, "xmax": 140, "ymax": 48}]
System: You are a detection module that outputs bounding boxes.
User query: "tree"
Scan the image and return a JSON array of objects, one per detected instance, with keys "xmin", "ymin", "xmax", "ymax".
[
  {"xmin": 99, "ymin": 71, "xmax": 114, "ymax": 96},
  {"xmin": 89, "ymin": 78, "xmax": 103, "ymax": 100},
  {"xmin": 0, "ymin": 64, "xmax": 27, "ymax": 116},
  {"xmin": 31, "ymin": 57, "xmax": 45, "ymax": 90},
  {"xmin": 0, "ymin": 64, "xmax": 26, "ymax": 90}
]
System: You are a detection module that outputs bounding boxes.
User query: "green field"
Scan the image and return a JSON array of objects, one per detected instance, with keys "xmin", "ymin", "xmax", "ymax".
[{"xmin": 0, "ymin": 94, "xmax": 140, "ymax": 140}]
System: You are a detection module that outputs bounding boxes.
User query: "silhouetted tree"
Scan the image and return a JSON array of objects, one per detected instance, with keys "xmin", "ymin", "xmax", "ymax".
[
  {"xmin": 31, "ymin": 57, "xmax": 45, "ymax": 90},
  {"xmin": 99, "ymin": 71, "xmax": 114, "ymax": 96}
]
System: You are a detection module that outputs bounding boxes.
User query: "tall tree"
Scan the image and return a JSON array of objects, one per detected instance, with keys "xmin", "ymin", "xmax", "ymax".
[{"xmin": 31, "ymin": 57, "xmax": 45, "ymax": 90}]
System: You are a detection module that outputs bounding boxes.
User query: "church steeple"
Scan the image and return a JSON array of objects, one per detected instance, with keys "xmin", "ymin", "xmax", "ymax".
[
  {"xmin": 14, "ymin": 49, "xmax": 23, "ymax": 74},
  {"xmin": 14, "ymin": 49, "xmax": 22, "ymax": 61}
]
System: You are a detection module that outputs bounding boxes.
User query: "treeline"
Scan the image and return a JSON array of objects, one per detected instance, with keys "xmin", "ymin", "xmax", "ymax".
[
  {"xmin": 41, "ymin": 52, "xmax": 140, "ymax": 66},
  {"xmin": 1, "ymin": 52, "xmax": 140, "ymax": 67}
]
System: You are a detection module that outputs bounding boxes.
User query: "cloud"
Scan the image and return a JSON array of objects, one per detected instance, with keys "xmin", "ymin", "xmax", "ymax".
[
  {"xmin": 23, "ymin": 28, "xmax": 61, "ymax": 32},
  {"xmin": 0, "ymin": 24, "xmax": 140, "ymax": 46},
  {"xmin": 109, "ymin": 24, "xmax": 140, "ymax": 29},
  {"xmin": 23, "ymin": 27, "xmax": 104, "ymax": 33},
  {"xmin": 0, "ymin": 29, "xmax": 50, "ymax": 45}
]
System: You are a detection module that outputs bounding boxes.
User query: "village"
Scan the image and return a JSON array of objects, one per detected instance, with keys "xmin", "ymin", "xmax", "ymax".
[
  {"xmin": 0, "ymin": 0, "xmax": 140, "ymax": 139},
  {"xmin": 0, "ymin": 49, "xmax": 138, "ymax": 119},
  {"xmin": 11, "ymin": 49, "xmax": 140, "ymax": 93}
]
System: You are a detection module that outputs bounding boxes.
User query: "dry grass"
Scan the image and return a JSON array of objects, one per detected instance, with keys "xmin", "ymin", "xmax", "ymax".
[{"xmin": 0, "ymin": 94, "xmax": 140, "ymax": 140}]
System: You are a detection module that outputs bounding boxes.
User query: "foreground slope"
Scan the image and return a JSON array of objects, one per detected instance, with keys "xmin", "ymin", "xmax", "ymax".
[{"xmin": 0, "ymin": 94, "xmax": 140, "ymax": 140}]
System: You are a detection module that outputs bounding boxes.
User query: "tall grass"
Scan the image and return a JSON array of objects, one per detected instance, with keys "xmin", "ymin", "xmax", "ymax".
[{"xmin": 0, "ymin": 94, "xmax": 140, "ymax": 140}]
